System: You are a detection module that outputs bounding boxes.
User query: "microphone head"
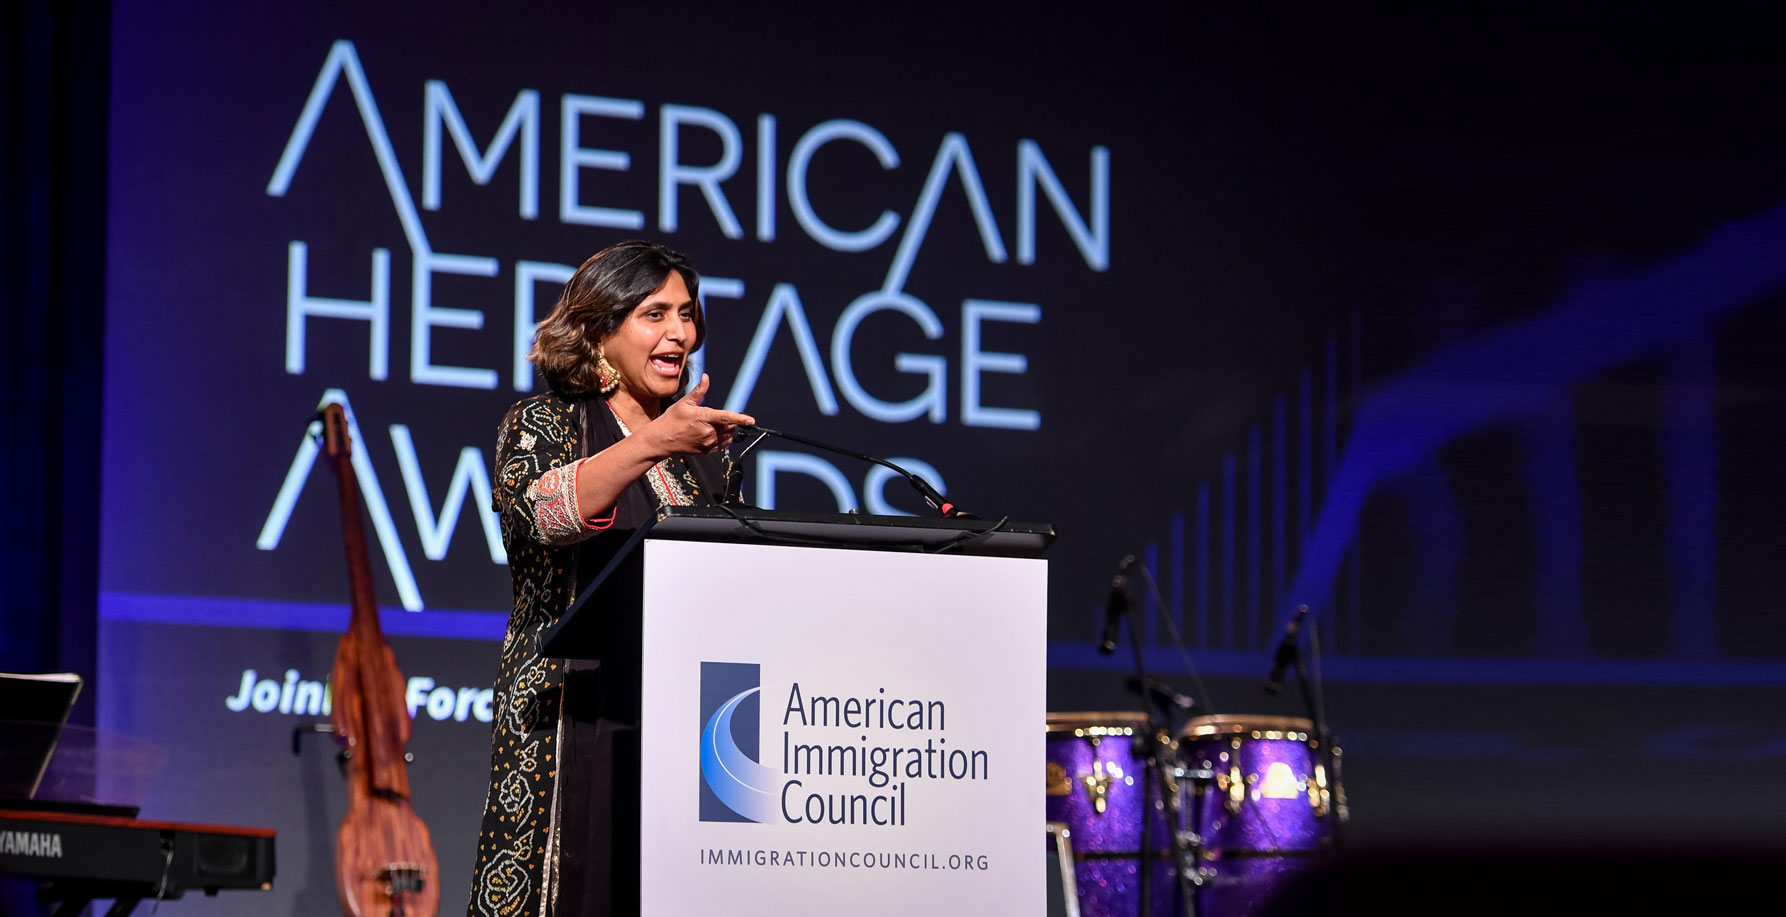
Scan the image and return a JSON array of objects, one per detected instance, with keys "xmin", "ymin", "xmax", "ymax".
[{"xmin": 1112, "ymin": 554, "xmax": 1136, "ymax": 588}]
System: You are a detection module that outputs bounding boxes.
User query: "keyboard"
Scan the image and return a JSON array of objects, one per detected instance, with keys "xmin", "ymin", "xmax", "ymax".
[{"xmin": 0, "ymin": 806, "xmax": 274, "ymax": 914}]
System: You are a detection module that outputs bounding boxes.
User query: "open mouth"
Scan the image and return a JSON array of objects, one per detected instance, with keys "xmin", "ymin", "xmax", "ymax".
[{"xmin": 648, "ymin": 352, "xmax": 684, "ymax": 377}]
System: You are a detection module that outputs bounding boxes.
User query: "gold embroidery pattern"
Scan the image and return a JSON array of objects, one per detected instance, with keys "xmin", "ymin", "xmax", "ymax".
[
  {"xmin": 470, "ymin": 395, "xmax": 577, "ymax": 917},
  {"xmin": 523, "ymin": 460, "xmax": 590, "ymax": 545},
  {"xmin": 474, "ymin": 828, "xmax": 534, "ymax": 917},
  {"xmin": 469, "ymin": 392, "xmax": 721, "ymax": 917}
]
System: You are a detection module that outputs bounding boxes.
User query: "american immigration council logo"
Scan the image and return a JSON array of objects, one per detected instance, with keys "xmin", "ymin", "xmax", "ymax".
[{"xmin": 699, "ymin": 662, "xmax": 777, "ymax": 822}]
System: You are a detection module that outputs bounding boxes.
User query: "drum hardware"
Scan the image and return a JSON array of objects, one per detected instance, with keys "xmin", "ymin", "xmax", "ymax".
[
  {"xmin": 1046, "ymin": 712, "xmax": 1185, "ymax": 917},
  {"xmin": 1219, "ymin": 765, "xmax": 1245, "ymax": 814},
  {"xmin": 1073, "ymin": 726, "xmax": 1139, "ymax": 738},
  {"xmin": 1176, "ymin": 714, "xmax": 1344, "ymax": 917},
  {"xmin": 1197, "ymin": 847, "xmax": 1327, "ymax": 860},
  {"xmin": 1181, "ymin": 715, "xmax": 1314, "ymax": 740},
  {"xmin": 1070, "ymin": 849, "xmax": 1179, "ymax": 862},
  {"xmin": 1082, "ymin": 761, "xmax": 1118, "ymax": 815},
  {"xmin": 1174, "ymin": 830, "xmax": 1208, "ymax": 888},
  {"xmin": 1142, "ymin": 729, "xmax": 1192, "ymax": 917},
  {"xmin": 1044, "ymin": 821, "xmax": 1082, "ymax": 917}
]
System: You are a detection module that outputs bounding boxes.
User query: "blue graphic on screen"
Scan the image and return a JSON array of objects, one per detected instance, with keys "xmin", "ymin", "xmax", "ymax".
[
  {"xmin": 698, "ymin": 662, "xmax": 777, "ymax": 823},
  {"xmin": 1052, "ymin": 197, "xmax": 1786, "ymax": 685}
]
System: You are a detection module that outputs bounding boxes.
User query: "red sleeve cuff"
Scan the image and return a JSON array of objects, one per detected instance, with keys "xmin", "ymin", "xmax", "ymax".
[{"xmin": 574, "ymin": 457, "xmax": 618, "ymax": 530}]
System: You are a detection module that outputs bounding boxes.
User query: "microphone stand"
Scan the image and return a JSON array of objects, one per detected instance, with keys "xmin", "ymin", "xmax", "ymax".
[
  {"xmin": 1270, "ymin": 608, "xmax": 1345, "ymax": 850},
  {"xmin": 735, "ymin": 424, "xmax": 971, "ymax": 518},
  {"xmin": 1108, "ymin": 565, "xmax": 1199, "ymax": 917}
]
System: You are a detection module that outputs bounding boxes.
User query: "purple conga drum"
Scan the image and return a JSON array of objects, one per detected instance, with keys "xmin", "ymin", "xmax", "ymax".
[
  {"xmin": 1046, "ymin": 712, "xmax": 1178, "ymax": 917},
  {"xmin": 1176, "ymin": 715, "xmax": 1342, "ymax": 917}
]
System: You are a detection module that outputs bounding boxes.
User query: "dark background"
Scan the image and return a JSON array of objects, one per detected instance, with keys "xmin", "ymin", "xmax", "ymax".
[{"xmin": 6, "ymin": 1, "xmax": 1786, "ymax": 914}]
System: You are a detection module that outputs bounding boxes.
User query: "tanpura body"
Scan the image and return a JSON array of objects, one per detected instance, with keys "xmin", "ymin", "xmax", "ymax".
[{"xmin": 321, "ymin": 403, "xmax": 440, "ymax": 917}]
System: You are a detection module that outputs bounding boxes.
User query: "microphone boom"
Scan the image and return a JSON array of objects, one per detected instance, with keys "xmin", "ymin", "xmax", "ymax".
[
  {"xmin": 1262, "ymin": 604, "xmax": 1309, "ymax": 695},
  {"xmin": 1098, "ymin": 555, "xmax": 1136, "ymax": 655},
  {"xmin": 735, "ymin": 424, "xmax": 971, "ymax": 519}
]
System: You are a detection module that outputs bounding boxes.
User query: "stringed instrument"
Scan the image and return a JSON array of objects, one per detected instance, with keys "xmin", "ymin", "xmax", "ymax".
[{"xmin": 318, "ymin": 402, "xmax": 441, "ymax": 917}]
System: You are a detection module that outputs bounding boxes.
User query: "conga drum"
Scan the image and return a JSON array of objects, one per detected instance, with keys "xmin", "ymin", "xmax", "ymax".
[
  {"xmin": 1046, "ymin": 712, "xmax": 1177, "ymax": 917},
  {"xmin": 1177, "ymin": 714, "xmax": 1342, "ymax": 916}
]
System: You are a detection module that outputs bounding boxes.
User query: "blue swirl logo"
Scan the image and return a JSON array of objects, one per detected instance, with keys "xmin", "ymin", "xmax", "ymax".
[{"xmin": 699, "ymin": 662, "xmax": 777, "ymax": 823}]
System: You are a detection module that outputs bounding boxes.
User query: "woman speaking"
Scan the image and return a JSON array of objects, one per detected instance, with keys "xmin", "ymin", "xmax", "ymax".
[{"xmin": 467, "ymin": 241, "xmax": 753, "ymax": 917}]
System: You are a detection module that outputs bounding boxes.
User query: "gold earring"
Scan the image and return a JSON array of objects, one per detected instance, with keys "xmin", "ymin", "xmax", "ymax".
[{"xmin": 595, "ymin": 350, "xmax": 620, "ymax": 394}]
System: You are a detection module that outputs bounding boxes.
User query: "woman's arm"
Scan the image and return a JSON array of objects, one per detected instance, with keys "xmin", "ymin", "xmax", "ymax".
[
  {"xmin": 571, "ymin": 374, "xmax": 754, "ymax": 523},
  {"xmin": 494, "ymin": 397, "xmax": 592, "ymax": 547},
  {"xmin": 495, "ymin": 378, "xmax": 754, "ymax": 547}
]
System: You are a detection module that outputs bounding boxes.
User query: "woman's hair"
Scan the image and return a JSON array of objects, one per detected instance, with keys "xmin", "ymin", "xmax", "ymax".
[{"xmin": 528, "ymin": 240, "xmax": 705, "ymax": 395}]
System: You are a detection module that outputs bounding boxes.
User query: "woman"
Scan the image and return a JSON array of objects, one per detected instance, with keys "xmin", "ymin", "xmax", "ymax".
[{"xmin": 467, "ymin": 240, "xmax": 753, "ymax": 917}]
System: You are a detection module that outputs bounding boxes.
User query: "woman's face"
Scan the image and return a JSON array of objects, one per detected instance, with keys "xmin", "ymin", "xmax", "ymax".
[{"xmin": 601, "ymin": 270, "xmax": 697, "ymax": 403}]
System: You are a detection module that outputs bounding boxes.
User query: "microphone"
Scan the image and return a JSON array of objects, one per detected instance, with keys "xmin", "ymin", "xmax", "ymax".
[
  {"xmin": 1262, "ymin": 604, "xmax": 1309, "ymax": 695},
  {"xmin": 1098, "ymin": 555, "xmax": 1136, "ymax": 655},
  {"xmin": 1127, "ymin": 674, "xmax": 1194, "ymax": 711},
  {"xmin": 734, "ymin": 424, "xmax": 972, "ymax": 518}
]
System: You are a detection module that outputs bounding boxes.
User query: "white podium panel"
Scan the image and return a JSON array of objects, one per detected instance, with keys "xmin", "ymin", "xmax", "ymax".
[{"xmin": 639, "ymin": 539, "xmax": 1047, "ymax": 916}]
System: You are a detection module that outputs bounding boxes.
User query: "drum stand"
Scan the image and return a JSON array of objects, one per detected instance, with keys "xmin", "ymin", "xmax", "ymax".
[
  {"xmin": 1101, "ymin": 554, "xmax": 1222, "ymax": 917},
  {"xmin": 1136, "ymin": 716, "xmax": 1204, "ymax": 917},
  {"xmin": 1114, "ymin": 613, "xmax": 1203, "ymax": 917},
  {"xmin": 1174, "ymin": 755, "xmax": 1215, "ymax": 915}
]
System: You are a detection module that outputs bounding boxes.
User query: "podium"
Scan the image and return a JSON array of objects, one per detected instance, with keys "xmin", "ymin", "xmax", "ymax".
[{"xmin": 539, "ymin": 506, "xmax": 1053, "ymax": 917}]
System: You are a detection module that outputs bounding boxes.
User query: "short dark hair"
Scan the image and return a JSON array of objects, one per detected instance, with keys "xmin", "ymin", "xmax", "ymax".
[{"xmin": 528, "ymin": 240, "xmax": 705, "ymax": 395}]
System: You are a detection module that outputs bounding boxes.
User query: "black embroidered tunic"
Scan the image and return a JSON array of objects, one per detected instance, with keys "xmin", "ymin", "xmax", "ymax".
[{"xmin": 466, "ymin": 390, "xmax": 728, "ymax": 917}]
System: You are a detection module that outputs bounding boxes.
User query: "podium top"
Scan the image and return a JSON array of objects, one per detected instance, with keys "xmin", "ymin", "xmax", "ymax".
[
  {"xmin": 645, "ymin": 505, "xmax": 1054, "ymax": 558},
  {"xmin": 535, "ymin": 506, "xmax": 1052, "ymax": 660}
]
